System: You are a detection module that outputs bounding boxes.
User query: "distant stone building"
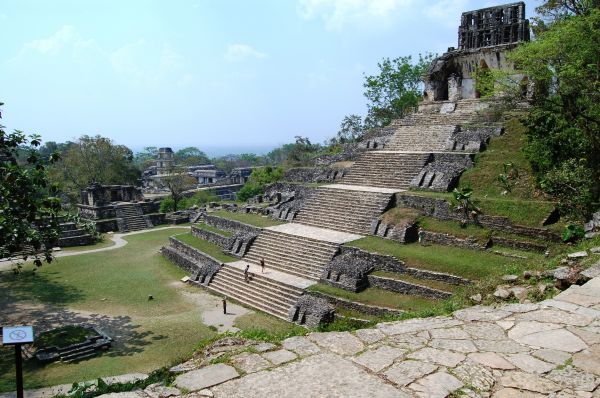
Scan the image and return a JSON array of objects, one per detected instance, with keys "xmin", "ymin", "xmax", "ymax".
[{"xmin": 423, "ymin": 2, "xmax": 530, "ymax": 102}]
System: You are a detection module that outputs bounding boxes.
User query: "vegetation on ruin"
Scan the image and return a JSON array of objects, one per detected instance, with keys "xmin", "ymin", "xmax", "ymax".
[
  {"xmin": 236, "ymin": 165, "xmax": 284, "ymax": 202},
  {"xmin": 159, "ymin": 190, "xmax": 218, "ymax": 213},
  {"xmin": 508, "ymin": 3, "xmax": 600, "ymax": 219},
  {"xmin": 0, "ymin": 116, "xmax": 62, "ymax": 266},
  {"xmin": 48, "ymin": 135, "xmax": 140, "ymax": 204}
]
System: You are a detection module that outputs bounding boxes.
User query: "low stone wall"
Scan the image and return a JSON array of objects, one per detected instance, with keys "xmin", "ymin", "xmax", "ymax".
[
  {"xmin": 410, "ymin": 153, "xmax": 474, "ymax": 192},
  {"xmin": 397, "ymin": 193, "xmax": 561, "ymax": 242},
  {"xmin": 146, "ymin": 213, "xmax": 166, "ymax": 226},
  {"xmin": 283, "ymin": 168, "xmax": 341, "ymax": 184},
  {"xmin": 95, "ymin": 219, "xmax": 119, "ymax": 233},
  {"xmin": 58, "ymin": 234, "xmax": 94, "ymax": 247},
  {"xmin": 162, "ymin": 237, "xmax": 222, "ymax": 283},
  {"xmin": 308, "ymin": 291, "xmax": 403, "ymax": 317},
  {"xmin": 420, "ymin": 230, "xmax": 489, "ymax": 250},
  {"xmin": 78, "ymin": 205, "xmax": 116, "ymax": 220},
  {"xmin": 491, "ymin": 236, "xmax": 547, "ymax": 252},
  {"xmin": 288, "ymin": 295, "xmax": 335, "ymax": 328},
  {"xmin": 201, "ymin": 214, "xmax": 261, "ymax": 235},
  {"xmin": 403, "ymin": 267, "xmax": 470, "ymax": 286},
  {"xmin": 367, "ymin": 275, "xmax": 452, "ymax": 299},
  {"xmin": 191, "ymin": 225, "xmax": 233, "ymax": 250}
]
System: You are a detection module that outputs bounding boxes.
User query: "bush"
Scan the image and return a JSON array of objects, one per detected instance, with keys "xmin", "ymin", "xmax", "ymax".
[
  {"xmin": 236, "ymin": 166, "xmax": 284, "ymax": 202},
  {"xmin": 159, "ymin": 190, "xmax": 219, "ymax": 213}
]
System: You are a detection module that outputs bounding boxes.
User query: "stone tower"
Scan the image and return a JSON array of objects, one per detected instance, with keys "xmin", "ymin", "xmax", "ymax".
[{"xmin": 157, "ymin": 147, "xmax": 174, "ymax": 174}]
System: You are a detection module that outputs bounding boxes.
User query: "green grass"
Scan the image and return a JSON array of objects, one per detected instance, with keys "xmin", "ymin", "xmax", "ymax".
[
  {"xmin": 0, "ymin": 227, "xmax": 218, "ymax": 392},
  {"xmin": 35, "ymin": 326, "xmax": 94, "ymax": 349},
  {"xmin": 347, "ymin": 236, "xmax": 534, "ymax": 280},
  {"xmin": 233, "ymin": 312, "xmax": 306, "ymax": 339},
  {"xmin": 308, "ymin": 284, "xmax": 438, "ymax": 313},
  {"xmin": 418, "ymin": 217, "xmax": 492, "ymax": 243},
  {"xmin": 193, "ymin": 222, "xmax": 233, "ymax": 237},
  {"xmin": 60, "ymin": 235, "xmax": 116, "ymax": 252},
  {"xmin": 211, "ymin": 210, "xmax": 285, "ymax": 228},
  {"xmin": 174, "ymin": 233, "xmax": 237, "ymax": 263}
]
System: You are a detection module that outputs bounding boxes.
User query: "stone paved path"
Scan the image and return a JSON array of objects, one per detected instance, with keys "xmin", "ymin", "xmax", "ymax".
[
  {"xmin": 7, "ymin": 276, "xmax": 600, "ymax": 397},
  {"xmin": 183, "ymin": 276, "xmax": 600, "ymax": 397}
]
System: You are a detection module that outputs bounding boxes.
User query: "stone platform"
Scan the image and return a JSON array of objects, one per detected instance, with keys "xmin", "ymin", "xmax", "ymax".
[{"xmin": 265, "ymin": 223, "xmax": 362, "ymax": 244}]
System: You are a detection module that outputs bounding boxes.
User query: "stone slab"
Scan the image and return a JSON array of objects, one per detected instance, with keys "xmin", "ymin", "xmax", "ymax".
[
  {"xmin": 226, "ymin": 261, "xmax": 314, "ymax": 289},
  {"xmin": 175, "ymin": 364, "xmax": 239, "ymax": 391},
  {"xmin": 210, "ymin": 354, "xmax": 408, "ymax": 398},
  {"xmin": 384, "ymin": 360, "xmax": 438, "ymax": 387},
  {"xmin": 261, "ymin": 349, "xmax": 297, "ymax": 366},
  {"xmin": 230, "ymin": 352, "xmax": 271, "ymax": 373},
  {"xmin": 282, "ymin": 336, "xmax": 321, "ymax": 357},
  {"xmin": 266, "ymin": 222, "xmax": 362, "ymax": 244},
  {"xmin": 308, "ymin": 331, "xmax": 364, "ymax": 356},
  {"xmin": 352, "ymin": 346, "xmax": 405, "ymax": 372},
  {"xmin": 408, "ymin": 371, "xmax": 463, "ymax": 398}
]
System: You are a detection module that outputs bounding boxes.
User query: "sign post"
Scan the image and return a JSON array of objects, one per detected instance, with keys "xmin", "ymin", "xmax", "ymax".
[{"xmin": 2, "ymin": 326, "xmax": 34, "ymax": 398}]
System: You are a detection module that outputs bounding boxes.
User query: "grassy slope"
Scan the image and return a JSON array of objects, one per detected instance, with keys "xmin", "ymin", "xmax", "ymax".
[
  {"xmin": 405, "ymin": 118, "xmax": 558, "ymax": 228},
  {"xmin": 211, "ymin": 210, "xmax": 285, "ymax": 228}
]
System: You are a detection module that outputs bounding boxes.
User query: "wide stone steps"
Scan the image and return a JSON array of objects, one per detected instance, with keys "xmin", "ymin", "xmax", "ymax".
[
  {"xmin": 295, "ymin": 188, "xmax": 393, "ymax": 235},
  {"xmin": 207, "ymin": 266, "xmax": 304, "ymax": 319},
  {"xmin": 386, "ymin": 125, "xmax": 457, "ymax": 152},
  {"xmin": 116, "ymin": 204, "xmax": 149, "ymax": 232},
  {"xmin": 340, "ymin": 152, "xmax": 430, "ymax": 189}
]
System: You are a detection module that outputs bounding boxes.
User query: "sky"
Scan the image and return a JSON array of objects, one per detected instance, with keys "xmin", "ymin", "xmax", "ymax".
[{"xmin": 0, "ymin": 0, "xmax": 538, "ymax": 155}]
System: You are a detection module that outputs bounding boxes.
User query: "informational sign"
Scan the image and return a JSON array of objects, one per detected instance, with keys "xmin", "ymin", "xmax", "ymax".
[{"xmin": 2, "ymin": 326, "xmax": 34, "ymax": 345}]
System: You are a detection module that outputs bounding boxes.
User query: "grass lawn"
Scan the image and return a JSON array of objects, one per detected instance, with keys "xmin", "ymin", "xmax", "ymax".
[
  {"xmin": 193, "ymin": 222, "xmax": 233, "ymax": 237},
  {"xmin": 347, "ymin": 236, "xmax": 536, "ymax": 280},
  {"xmin": 60, "ymin": 235, "xmax": 116, "ymax": 252},
  {"xmin": 308, "ymin": 284, "xmax": 438, "ymax": 313},
  {"xmin": 0, "ymin": 227, "xmax": 215, "ymax": 392},
  {"xmin": 211, "ymin": 210, "xmax": 285, "ymax": 228},
  {"xmin": 174, "ymin": 233, "xmax": 237, "ymax": 263}
]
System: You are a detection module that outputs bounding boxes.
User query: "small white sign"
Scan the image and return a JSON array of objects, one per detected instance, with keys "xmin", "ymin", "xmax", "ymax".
[{"xmin": 2, "ymin": 326, "xmax": 34, "ymax": 345}]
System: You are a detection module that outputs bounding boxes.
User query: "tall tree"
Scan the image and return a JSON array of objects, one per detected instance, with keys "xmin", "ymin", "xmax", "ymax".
[
  {"xmin": 1, "ymin": 104, "xmax": 62, "ymax": 266},
  {"xmin": 50, "ymin": 135, "xmax": 140, "ymax": 202},
  {"xmin": 330, "ymin": 114, "xmax": 365, "ymax": 145},
  {"xmin": 174, "ymin": 147, "xmax": 210, "ymax": 166},
  {"xmin": 134, "ymin": 146, "xmax": 159, "ymax": 169},
  {"xmin": 363, "ymin": 54, "xmax": 434, "ymax": 128},
  {"xmin": 160, "ymin": 165, "xmax": 197, "ymax": 211}
]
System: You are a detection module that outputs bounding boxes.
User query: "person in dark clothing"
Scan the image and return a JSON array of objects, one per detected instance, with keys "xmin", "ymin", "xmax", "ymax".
[
  {"xmin": 244, "ymin": 264, "xmax": 250, "ymax": 282},
  {"xmin": 260, "ymin": 258, "xmax": 265, "ymax": 273}
]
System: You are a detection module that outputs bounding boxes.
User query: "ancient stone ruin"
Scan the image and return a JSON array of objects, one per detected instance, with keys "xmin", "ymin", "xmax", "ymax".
[
  {"xmin": 78, "ymin": 182, "xmax": 165, "ymax": 232},
  {"xmin": 161, "ymin": 2, "xmax": 537, "ymax": 327}
]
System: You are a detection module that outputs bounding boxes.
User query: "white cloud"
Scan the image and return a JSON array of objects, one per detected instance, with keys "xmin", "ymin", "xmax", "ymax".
[
  {"xmin": 25, "ymin": 25, "xmax": 84, "ymax": 55},
  {"xmin": 297, "ymin": 0, "xmax": 413, "ymax": 31},
  {"xmin": 109, "ymin": 40, "xmax": 189, "ymax": 85},
  {"xmin": 424, "ymin": 0, "xmax": 470, "ymax": 27},
  {"xmin": 224, "ymin": 44, "xmax": 267, "ymax": 62}
]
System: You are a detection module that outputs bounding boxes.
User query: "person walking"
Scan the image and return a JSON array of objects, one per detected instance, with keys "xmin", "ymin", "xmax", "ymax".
[
  {"xmin": 244, "ymin": 264, "xmax": 250, "ymax": 282},
  {"xmin": 260, "ymin": 257, "xmax": 265, "ymax": 273}
]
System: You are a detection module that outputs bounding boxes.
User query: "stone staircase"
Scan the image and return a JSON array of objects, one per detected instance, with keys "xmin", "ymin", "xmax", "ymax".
[
  {"xmin": 206, "ymin": 263, "xmax": 306, "ymax": 320},
  {"xmin": 243, "ymin": 229, "xmax": 339, "ymax": 281},
  {"xmin": 398, "ymin": 99, "xmax": 487, "ymax": 126},
  {"xmin": 340, "ymin": 152, "xmax": 431, "ymax": 190},
  {"xmin": 294, "ymin": 187, "xmax": 394, "ymax": 235},
  {"xmin": 58, "ymin": 222, "xmax": 93, "ymax": 247},
  {"xmin": 115, "ymin": 203, "xmax": 151, "ymax": 232},
  {"xmin": 385, "ymin": 125, "xmax": 458, "ymax": 152}
]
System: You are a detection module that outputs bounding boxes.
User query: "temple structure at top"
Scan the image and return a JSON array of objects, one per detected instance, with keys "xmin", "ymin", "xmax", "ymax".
[{"xmin": 423, "ymin": 2, "xmax": 530, "ymax": 102}]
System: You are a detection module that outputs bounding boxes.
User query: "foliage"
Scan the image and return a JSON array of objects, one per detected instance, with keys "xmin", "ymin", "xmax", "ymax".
[
  {"xmin": 159, "ymin": 165, "xmax": 198, "ymax": 211},
  {"xmin": 452, "ymin": 187, "xmax": 481, "ymax": 223},
  {"xmin": 329, "ymin": 114, "xmax": 366, "ymax": 145},
  {"xmin": 562, "ymin": 223, "xmax": 586, "ymax": 242},
  {"xmin": 160, "ymin": 190, "xmax": 218, "ymax": 212},
  {"xmin": 49, "ymin": 135, "xmax": 140, "ymax": 203},
  {"xmin": 65, "ymin": 213, "xmax": 101, "ymax": 242},
  {"xmin": 174, "ymin": 146, "xmax": 210, "ymax": 166},
  {"xmin": 509, "ymin": 8, "xmax": 600, "ymax": 218},
  {"xmin": 237, "ymin": 166, "xmax": 284, "ymax": 202},
  {"xmin": 133, "ymin": 146, "xmax": 158, "ymax": 169},
  {"xmin": 0, "ymin": 116, "xmax": 62, "ymax": 266},
  {"xmin": 363, "ymin": 53, "xmax": 434, "ymax": 127},
  {"xmin": 497, "ymin": 162, "xmax": 519, "ymax": 194},
  {"xmin": 211, "ymin": 153, "xmax": 266, "ymax": 174}
]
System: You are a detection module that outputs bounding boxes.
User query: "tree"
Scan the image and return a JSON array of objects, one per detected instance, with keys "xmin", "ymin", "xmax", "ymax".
[
  {"xmin": 330, "ymin": 114, "xmax": 365, "ymax": 145},
  {"xmin": 174, "ymin": 147, "xmax": 210, "ymax": 166},
  {"xmin": 1, "ymin": 106, "xmax": 62, "ymax": 266},
  {"xmin": 49, "ymin": 135, "xmax": 141, "ymax": 202},
  {"xmin": 363, "ymin": 54, "xmax": 434, "ymax": 128},
  {"xmin": 237, "ymin": 166, "xmax": 284, "ymax": 202},
  {"xmin": 509, "ymin": 7, "xmax": 600, "ymax": 218},
  {"xmin": 134, "ymin": 146, "xmax": 159, "ymax": 169},
  {"xmin": 160, "ymin": 165, "xmax": 197, "ymax": 211}
]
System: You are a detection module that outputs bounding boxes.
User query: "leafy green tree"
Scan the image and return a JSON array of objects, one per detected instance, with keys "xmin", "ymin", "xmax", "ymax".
[
  {"xmin": 174, "ymin": 147, "xmax": 210, "ymax": 166},
  {"xmin": 1, "ymin": 109, "xmax": 62, "ymax": 266},
  {"xmin": 509, "ymin": 7, "xmax": 600, "ymax": 218},
  {"xmin": 330, "ymin": 114, "xmax": 365, "ymax": 145},
  {"xmin": 49, "ymin": 135, "xmax": 141, "ymax": 202},
  {"xmin": 237, "ymin": 166, "xmax": 284, "ymax": 202},
  {"xmin": 160, "ymin": 165, "xmax": 197, "ymax": 211},
  {"xmin": 363, "ymin": 54, "xmax": 434, "ymax": 127},
  {"xmin": 134, "ymin": 146, "xmax": 159, "ymax": 169}
]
